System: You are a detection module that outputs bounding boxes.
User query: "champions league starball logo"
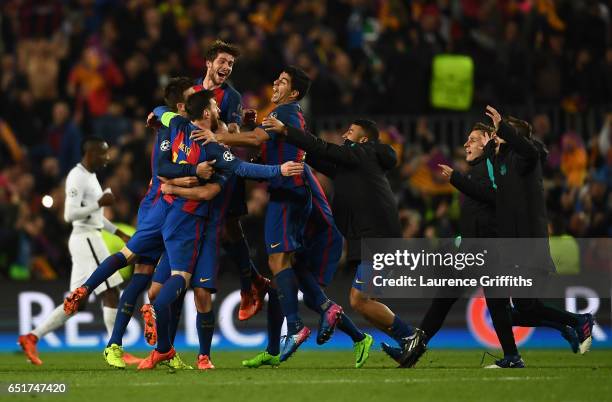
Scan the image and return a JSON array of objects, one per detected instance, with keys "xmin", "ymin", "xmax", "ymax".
[
  {"xmin": 160, "ymin": 140, "xmax": 171, "ymax": 152},
  {"xmin": 223, "ymin": 151, "xmax": 235, "ymax": 162}
]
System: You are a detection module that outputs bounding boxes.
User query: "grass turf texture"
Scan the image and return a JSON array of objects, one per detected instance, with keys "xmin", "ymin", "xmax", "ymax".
[{"xmin": 1, "ymin": 350, "xmax": 610, "ymax": 402}]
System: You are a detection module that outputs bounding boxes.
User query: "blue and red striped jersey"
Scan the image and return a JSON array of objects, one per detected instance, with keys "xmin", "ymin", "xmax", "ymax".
[
  {"xmin": 193, "ymin": 79, "xmax": 243, "ymax": 125},
  {"xmin": 260, "ymin": 102, "xmax": 307, "ymax": 190}
]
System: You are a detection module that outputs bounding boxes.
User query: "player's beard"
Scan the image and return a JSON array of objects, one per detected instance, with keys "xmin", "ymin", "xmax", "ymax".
[{"xmin": 210, "ymin": 115, "xmax": 219, "ymax": 132}]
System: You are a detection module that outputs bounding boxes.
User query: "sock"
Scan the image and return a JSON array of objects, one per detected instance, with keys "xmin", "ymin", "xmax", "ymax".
[
  {"xmin": 224, "ymin": 238, "xmax": 260, "ymax": 292},
  {"xmin": 196, "ymin": 311, "xmax": 215, "ymax": 357},
  {"xmin": 274, "ymin": 268, "xmax": 302, "ymax": 335},
  {"xmin": 107, "ymin": 273, "xmax": 150, "ymax": 346},
  {"xmin": 486, "ymin": 297, "xmax": 518, "ymax": 357},
  {"xmin": 266, "ymin": 287, "xmax": 283, "ymax": 356},
  {"xmin": 31, "ymin": 304, "xmax": 70, "ymax": 339},
  {"xmin": 169, "ymin": 290, "xmax": 186, "ymax": 343},
  {"xmin": 295, "ymin": 268, "xmax": 330, "ymax": 311},
  {"xmin": 515, "ymin": 299, "xmax": 581, "ymax": 328},
  {"xmin": 389, "ymin": 315, "xmax": 414, "ymax": 344},
  {"xmin": 102, "ymin": 307, "xmax": 117, "ymax": 337},
  {"xmin": 337, "ymin": 314, "xmax": 365, "ymax": 343},
  {"xmin": 153, "ymin": 275, "xmax": 186, "ymax": 353},
  {"xmin": 83, "ymin": 253, "xmax": 127, "ymax": 291},
  {"xmin": 419, "ymin": 298, "xmax": 458, "ymax": 343}
]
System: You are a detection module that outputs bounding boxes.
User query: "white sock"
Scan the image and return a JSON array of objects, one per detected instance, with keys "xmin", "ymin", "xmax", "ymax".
[
  {"xmin": 31, "ymin": 305, "xmax": 70, "ymax": 339},
  {"xmin": 103, "ymin": 306, "xmax": 118, "ymax": 337}
]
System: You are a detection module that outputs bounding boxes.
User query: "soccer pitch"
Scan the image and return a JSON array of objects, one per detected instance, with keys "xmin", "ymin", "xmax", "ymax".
[{"xmin": 1, "ymin": 350, "xmax": 610, "ymax": 402}]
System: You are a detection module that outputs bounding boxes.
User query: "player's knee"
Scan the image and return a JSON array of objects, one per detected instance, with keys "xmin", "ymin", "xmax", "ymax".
[
  {"xmin": 120, "ymin": 247, "xmax": 137, "ymax": 264},
  {"xmin": 148, "ymin": 282, "xmax": 162, "ymax": 303},
  {"xmin": 134, "ymin": 263, "xmax": 154, "ymax": 275},
  {"xmin": 349, "ymin": 289, "xmax": 367, "ymax": 312},
  {"xmin": 268, "ymin": 253, "xmax": 292, "ymax": 273},
  {"xmin": 194, "ymin": 288, "xmax": 213, "ymax": 313}
]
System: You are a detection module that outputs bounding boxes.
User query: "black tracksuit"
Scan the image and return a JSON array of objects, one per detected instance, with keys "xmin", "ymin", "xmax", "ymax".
[
  {"xmin": 418, "ymin": 154, "xmax": 519, "ymax": 347},
  {"xmin": 491, "ymin": 121, "xmax": 580, "ymax": 341},
  {"xmin": 283, "ymin": 126, "xmax": 402, "ymax": 263}
]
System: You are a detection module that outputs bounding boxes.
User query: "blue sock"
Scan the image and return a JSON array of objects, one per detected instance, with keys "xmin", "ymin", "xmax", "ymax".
[
  {"xmin": 153, "ymin": 275, "xmax": 186, "ymax": 353},
  {"xmin": 169, "ymin": 290, "xmax": 186, "ymax": 344},
  {"xmin": 390, "ymin": 315, "xmax": 414, "ymax": 344},
  {"xmin": 196, "ymin": 311, "xmax": 215, "ymax": 357},
  {"xmin": 295, "ymin": 268, "xmax": 330, "ymax": 311},
  {"xmin": 274, "ymin": 268, "xmax": 302, "ymax": 334},
  {"xmin": 337, "ymin": 314, "xmax": 366, "ymax": 343},
  {"xmin": 107, "ymin": 273, "xmax": 151, "ymax": 347},
  {"xmin": 84, "ymin": 252, "xmax": 127, "ymax": 291},
  {"xmin": 225, "ymin": 238, "xmax": 260, "ymax": 292},
  {"xmin": 266, "ymin": 287, "xmax": 283, "ymax": 356}
]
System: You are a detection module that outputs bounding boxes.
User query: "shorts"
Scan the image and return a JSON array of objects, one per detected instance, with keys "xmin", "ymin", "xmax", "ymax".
[
  {"xmin": 190, "ymin": 218, "xmax": 224, "ymax": 292},
  {"xmin": 161, "ymin": 206, "xmax": 205, "ymax": 274},
  {"xmin": 134, "ymin": 194, "xmax": 163, "ymax": 265},
  {"xmin": 264, "ymin": 187, "xmax": 312, "ymax": 255},
  {"xmin": 69, "ymin": 231, "xmax": 123, "ymax": 295},
  {"xmin": 297, "ymin": 198, "xmax": 343, "ymax": 286},
  {"xmin": 151, "ymin": 252, "xmax": 170, "ymax": 284},
  {"xmin": 126, "ymin": 199, "xmax": 170, "ymax": 265}
]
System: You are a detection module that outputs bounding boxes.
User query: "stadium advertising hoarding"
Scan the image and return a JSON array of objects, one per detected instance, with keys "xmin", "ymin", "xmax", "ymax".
[{"xmin": 2, "ymin": 280, "xmax": 610, "ymax": 352}]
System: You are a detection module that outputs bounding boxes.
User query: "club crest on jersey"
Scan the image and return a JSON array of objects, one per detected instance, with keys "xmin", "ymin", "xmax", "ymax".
[
  {"xmin": 160, "ymin": 140, "xmax": 170, "ymax": 152},
  {"xmin": 68, "ymin": 188, "xmax": 78, "ymax": 197},
  {"xmin": 223, "ymin": 150, "xmax": 235, "ymax": 162}
]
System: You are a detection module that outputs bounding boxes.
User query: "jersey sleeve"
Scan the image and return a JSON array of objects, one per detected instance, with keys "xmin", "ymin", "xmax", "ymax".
[
  {"xmin": 206, "ymin": 143, "xmax": 281, "ymax": 179},
  {"xmin": 259, "ymin": 105, "xmax": 301, "ymax": 142},
  {"xmin": 64, "ymin": 171, "xmax": 99, "ymax": 222},
  {"xmin": 156, "ymin": 127, "xmax": 197, "ymax": 178}
]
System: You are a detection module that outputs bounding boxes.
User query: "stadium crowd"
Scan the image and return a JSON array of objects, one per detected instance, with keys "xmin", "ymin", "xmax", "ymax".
[{"xmin": 0, "ymin": 0, "xmax": 610, "ymax": 280}]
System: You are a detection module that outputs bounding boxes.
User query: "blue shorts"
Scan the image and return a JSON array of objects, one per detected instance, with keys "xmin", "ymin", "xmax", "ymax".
[
  {"xmin": 162, "ymin": 206, "xmax": 205, "ymax": 274},
  {"xmin": 127, "ymin": 199, "xmax": 170, "ymax": 264},
  {"xmin": 190, "ymin": 218, "xmax": 223, "ymax": 292},
  {"xmin": 297, "ymin": 200, "xmax": 343, "ymax": 286},
  {"xmin": 227, "ymin": 177, "xmax": 248, "ymax": 217},
  {"xmin": 264, "ymin": 187, "xmax": 312, "ymax": 255},
  {"xmin": 351, "ymin": 261, "xmax": 381, "ymax": 296},
  {"xmin": 151, "ymin": 252, "xmax": 170, "ymax": 284}
]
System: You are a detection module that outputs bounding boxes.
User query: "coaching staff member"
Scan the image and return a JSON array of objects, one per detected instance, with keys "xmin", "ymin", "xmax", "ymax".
[{"xmin": 262, "ymin": 116, "xmax": 423, "ymax": 367}]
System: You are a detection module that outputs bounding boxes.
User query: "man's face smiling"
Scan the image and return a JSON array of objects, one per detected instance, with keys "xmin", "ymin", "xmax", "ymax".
[
  {"xmin": 206, "ymin": 52, "xmax": 235, "ymax": 86},
  {"xmin": 271, "ymin": 72, "xmax": 294, "ymax": 104}
]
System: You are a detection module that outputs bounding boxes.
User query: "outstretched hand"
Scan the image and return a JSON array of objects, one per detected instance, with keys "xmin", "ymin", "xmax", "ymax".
[
  {"xmin": 485, "ymin": 105, "xmax": 502, "ymax": 131},
  {"xmin": 280, "ymin": 161, "xmax": 304, "ymax": 176},
  {"xmin": 262, "ymin": 116, "xmax": 286, "ymax": 134}
]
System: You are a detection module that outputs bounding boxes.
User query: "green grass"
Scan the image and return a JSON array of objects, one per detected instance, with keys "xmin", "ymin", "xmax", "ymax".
[{"xmin": 1, "ymin": 350, "xmax": 610, "ymax": 402}]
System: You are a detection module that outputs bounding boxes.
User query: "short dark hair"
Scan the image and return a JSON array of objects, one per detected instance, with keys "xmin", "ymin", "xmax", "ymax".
[
  {"xmin": 164, "ymin": 77, "xmax": 194, "ymax": 111},
  {"xmin": 81, "ymin": 136, "xmax": 106, "ymax": 155},
  {"xmin": 185, "ymin": 90, "xmax": 215, "ymax": 121},
  {"xmin": 506, "ymin": 116, "xmax": 533, "ymax": 138},
  {"xmin": 282, "ymin": 65, "xmax": 311, "ymax": 101},
  {"xmin": 353, "ymin": 119, "xmax": 379, "ymax": 141},
  {"xmin": 205, "ymin": 40, "xmax": 240, "ymax": 62},
  {"xmin": 471, "ymin": 122, "xmax": 494, "ymax": 134}
]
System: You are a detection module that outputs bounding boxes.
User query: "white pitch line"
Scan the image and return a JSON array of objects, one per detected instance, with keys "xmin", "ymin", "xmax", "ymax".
[{"xmin": 123, "ymin": 376, "xmax": 563, "ymax": 387}]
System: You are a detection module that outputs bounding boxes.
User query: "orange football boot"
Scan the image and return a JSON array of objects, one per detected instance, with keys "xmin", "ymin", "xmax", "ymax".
[
  {"xmin": 63, "ymin": 286, "xmax": 89, "ymax": 315},
  {"xmin": 137, "ymin": 348, "xmax": 176, "ymax": 370},
  {"xmin": 197, "ymin": 354, "xmax": 215, "ymax": 370},
  {"xmin": 17, "ymin": 334, "xmax": 42, "ymax": 365},
  {"xmin": 140, "ymin": 304, "xmax": 157, "ymax": 346}
]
